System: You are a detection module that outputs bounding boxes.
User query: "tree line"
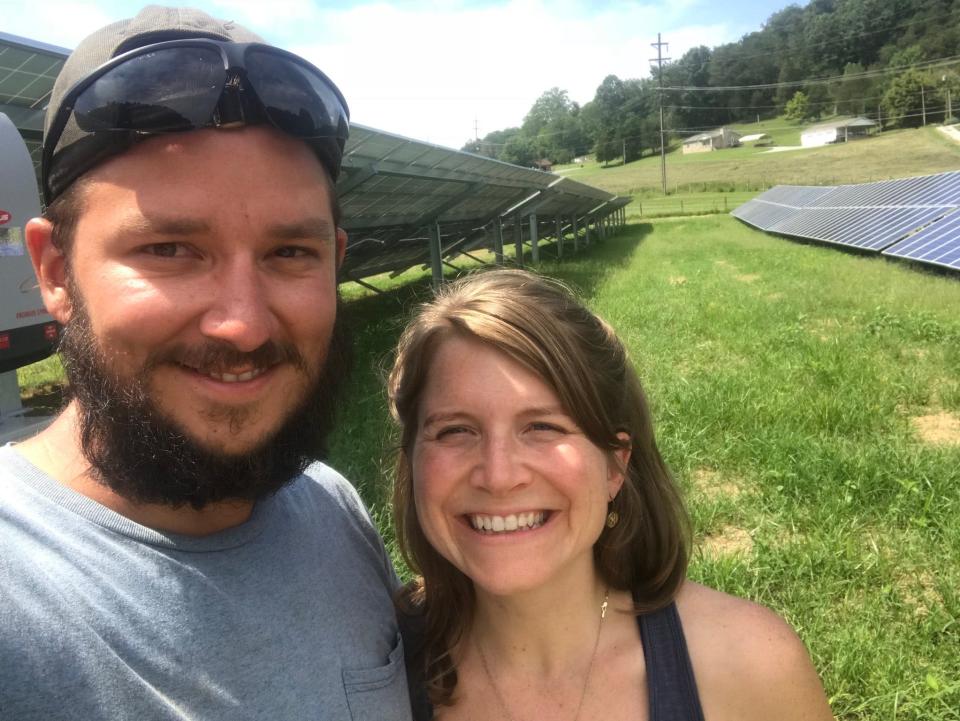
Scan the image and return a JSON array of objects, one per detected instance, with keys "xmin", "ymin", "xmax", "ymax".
[{"xmin": 462, "ymin": 0, "xmax": 960, "ymax": 166}]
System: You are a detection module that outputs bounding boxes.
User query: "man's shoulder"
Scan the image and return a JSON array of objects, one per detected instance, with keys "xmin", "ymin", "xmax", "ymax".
[
  {"xmin": 295, "ymin": 461, "xmax": 364, "ymax": 505},
  {"xmin": 283, "ymin": 461, "xmax": 377, "ymax": 529}
]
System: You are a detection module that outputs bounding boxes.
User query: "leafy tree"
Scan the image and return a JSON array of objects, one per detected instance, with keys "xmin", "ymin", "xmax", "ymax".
[
  {"xmin": 499, "ymin": 134, "xmax": 538, "ymax": 167},
  {"xmin": 522, "ymin": 88, "xmax": 575, "ymax": 136},
  {"xmin": 882, "ymin": 68, "xmax": 929, "ymax": 127},
  {"xmin": 783, "ymin": 91, "xmax": 810, "ymax": 121},
  {"xmin": 832, "ymin": 63, "xmax": 873, "ymax": 116}
]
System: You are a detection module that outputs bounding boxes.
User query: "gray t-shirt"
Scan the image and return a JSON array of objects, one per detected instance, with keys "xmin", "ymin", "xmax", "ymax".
[{"xmin": 0, "ymin": 445, "xmax": 411, "ymax": 721}]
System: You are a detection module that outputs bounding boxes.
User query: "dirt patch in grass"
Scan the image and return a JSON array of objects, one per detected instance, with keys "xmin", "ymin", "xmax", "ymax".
[
  {"xmin": 669, "ymin": 276, "xmax": 688, "ymax": 286},
  {"xmin": 735, "ymin": 273, "xmax": 760, "ymax": 283},
  {"xmin": 701, "ymin": 525, "xmax": 754, "ymax": 556},
  {"xmin": 911, "ymin": 411, "xmax": 960, "ymax": 446},
  {"xmin": 896, "ymin": 569, "xmax": 943, "ymax": 617},
  {"xmin": 691, "ymin": 467, "xmax": 746, "ymax": 501}
]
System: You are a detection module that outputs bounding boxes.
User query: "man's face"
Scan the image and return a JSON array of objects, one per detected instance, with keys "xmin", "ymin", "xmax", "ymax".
[
  {"xmin": 46, "ymin": 126, "xmax": 350, "ymax": 507},
  {"xmin": 65, "ymin": 126, "xmax": 344, "ymax": 458}
]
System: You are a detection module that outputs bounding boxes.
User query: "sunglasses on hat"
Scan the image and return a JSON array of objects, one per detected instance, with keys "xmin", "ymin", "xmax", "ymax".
[{"xmin": 43, "ymin": 39, "xmax": 349, "ymax": 203}]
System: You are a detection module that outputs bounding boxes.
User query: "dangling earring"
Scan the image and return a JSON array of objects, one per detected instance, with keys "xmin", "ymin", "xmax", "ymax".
[{"xmin": 606, "ymin": 496, "xmax": 619, "ymax": 528}]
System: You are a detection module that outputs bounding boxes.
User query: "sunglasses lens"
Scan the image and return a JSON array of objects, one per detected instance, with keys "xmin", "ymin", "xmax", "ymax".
[
  {"xmin": 74, "ymin": 47, "xmax": 226, "ymax": 133},
  {"xmin": 246, "ymin": 49, "xmax": 347, "ymax": 139}
]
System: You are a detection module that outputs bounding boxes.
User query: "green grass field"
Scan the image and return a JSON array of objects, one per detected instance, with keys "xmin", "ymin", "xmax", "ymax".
[{"xmin": 14, "ymin": 160, "xmax": 960, "ymax": 719}]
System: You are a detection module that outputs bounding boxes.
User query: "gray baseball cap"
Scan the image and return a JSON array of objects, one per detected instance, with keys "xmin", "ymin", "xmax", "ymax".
[{"xmin": 43, "ymin": 5, "xmax": 349, "ymax": 204}]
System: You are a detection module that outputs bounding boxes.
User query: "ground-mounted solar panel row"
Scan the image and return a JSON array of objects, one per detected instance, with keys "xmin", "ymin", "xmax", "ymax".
[
  {"xmin": 731, "ymin": 171, "xmax": 960, "ymax": 272},
  {"xmin": 338, "ymin": 124, "xmax": 630, "ymax": 285}
]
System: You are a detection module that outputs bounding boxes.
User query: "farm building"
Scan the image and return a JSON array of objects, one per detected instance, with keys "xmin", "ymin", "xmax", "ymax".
[
  {"xmin": 801, "ymin": 117, "xmax": 877, "ymax": 147},
  {"xmin": 682, "ymin": 128, "xmax": 741, "ymax": 154}
]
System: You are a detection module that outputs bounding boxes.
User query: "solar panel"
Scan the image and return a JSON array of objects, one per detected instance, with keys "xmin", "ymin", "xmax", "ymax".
[
  {"xmin": 731, "ymin": 172, "xmax": 960, "ymax": 273},
  {"xmin": 883, "ymin": 209, "xmax": 960, "ymax": 271}
]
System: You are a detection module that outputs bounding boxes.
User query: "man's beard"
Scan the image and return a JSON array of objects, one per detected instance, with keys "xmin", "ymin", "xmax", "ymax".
[{"xmin": 58, "ymin": 292, "xmax": 351, "ymax": 511}]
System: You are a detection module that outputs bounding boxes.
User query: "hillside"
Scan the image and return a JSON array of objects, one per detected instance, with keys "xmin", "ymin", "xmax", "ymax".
[{"xmin": 557, "ymin": 125, "xmax": 960, "ymax": 197}]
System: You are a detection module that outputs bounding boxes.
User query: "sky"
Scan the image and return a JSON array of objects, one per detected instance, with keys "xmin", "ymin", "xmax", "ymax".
[{"xmin": 4, "ymin": 0, "xmax": 794, "ymax": 149}]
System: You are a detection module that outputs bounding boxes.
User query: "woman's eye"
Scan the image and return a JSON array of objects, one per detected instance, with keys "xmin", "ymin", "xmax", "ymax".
[
  {"xmin": 530, "ymin": 422, "xmax": 564, "ymax": 434},
  {"xmin": 435, "ymin": 426, "xmax": 470, "ymax": 440}
]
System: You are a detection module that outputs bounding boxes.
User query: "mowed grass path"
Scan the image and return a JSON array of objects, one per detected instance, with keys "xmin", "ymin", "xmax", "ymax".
[{"xmin": 330, "ymin": 217, "xmax": 960, "ymax": 721}]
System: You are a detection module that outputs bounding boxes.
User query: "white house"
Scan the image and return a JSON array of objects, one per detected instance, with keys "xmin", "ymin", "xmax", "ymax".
[
  {"xmin": 682, "ymin": 127, "xmax": 741, "ymax": 154},
  {"xmin": 801, "ymin": 117, "xmax": 877, "ymax": 147}
]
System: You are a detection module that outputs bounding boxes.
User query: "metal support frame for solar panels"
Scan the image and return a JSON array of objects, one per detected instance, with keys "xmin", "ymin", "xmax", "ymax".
[
  {"xmin": 495, "ymin": 217, "xmax": 505, "ymax": 264},
  {"xmin": 555, "ymin": 215, "xmax": 564, "ymax": 259},
  {"xmin": 513, "ymin": 215, "xmax": 524, "ymax": 268},
  {"xmin": 429, "ymin": 223, "xmax": 443, "ymax": 288},
  {"xmin": 528, "ymin": 214, "xmax": 539, "ymax": 263}
]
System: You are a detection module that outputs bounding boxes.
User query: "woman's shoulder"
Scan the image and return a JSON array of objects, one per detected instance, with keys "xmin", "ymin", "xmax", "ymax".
[{"xmin": 675, "ymin": 581, "xmax": 833, "ymax": 721}]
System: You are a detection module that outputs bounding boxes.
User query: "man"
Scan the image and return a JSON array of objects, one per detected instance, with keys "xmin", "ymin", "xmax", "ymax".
[{"xmin": 1, "ymin": 6, "xmax": 411, "ymax": 719}]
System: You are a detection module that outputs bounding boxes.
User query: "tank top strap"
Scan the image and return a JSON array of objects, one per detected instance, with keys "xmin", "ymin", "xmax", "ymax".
[{"xmin": 636, "ymin": 599, "xmax": 706, "ymax": 721}]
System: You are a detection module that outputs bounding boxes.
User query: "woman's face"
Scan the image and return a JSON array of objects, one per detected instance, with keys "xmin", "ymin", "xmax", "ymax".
[{"xmin": 410, "ymin": 334, "xmax": 628, "ymax": 598}]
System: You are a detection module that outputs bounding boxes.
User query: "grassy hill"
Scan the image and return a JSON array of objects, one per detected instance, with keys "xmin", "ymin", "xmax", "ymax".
[{"xmin": 556, "ymin": 124, "xmax": 960, "ymax": 201}]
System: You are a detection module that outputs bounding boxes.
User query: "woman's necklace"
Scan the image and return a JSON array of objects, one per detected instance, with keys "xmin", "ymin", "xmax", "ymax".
[{"xmin": 475, "ymin": 588, "xmax": 610, "ymax": 721}]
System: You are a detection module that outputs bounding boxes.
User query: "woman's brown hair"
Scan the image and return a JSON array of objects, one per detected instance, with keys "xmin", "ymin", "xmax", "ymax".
[{"xmin": 388, "ymin": 268, "xmax": 690, "ymax": 706}]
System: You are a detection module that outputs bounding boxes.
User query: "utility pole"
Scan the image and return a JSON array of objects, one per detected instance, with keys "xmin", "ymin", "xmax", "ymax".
[
  {"xmin": 650, "ymin": 33, "xmax": 670, "ymax": 196},
  {"xmin": 921, "ymin": 84, "xmax": 927, "ymax": 126},
  {"xmin": 943, "ymin": 75, "xmax": 953, "ymax": 121},
  {"xmin": 622, "ymin": 138, "xmax": 627, "ymax": 166}
]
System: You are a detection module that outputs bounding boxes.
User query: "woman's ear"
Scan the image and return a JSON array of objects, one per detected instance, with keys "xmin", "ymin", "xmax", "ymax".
[
  {"xmin": 607, "ymin": 431, "xmax": 632, "ymax": 498},
  {"xmin": 25, "ymin": 217, "xmax": 72, "ymax": 324}
]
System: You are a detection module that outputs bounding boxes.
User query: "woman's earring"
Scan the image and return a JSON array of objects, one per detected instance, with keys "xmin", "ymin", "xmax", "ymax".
[{"xmin": 606, "ymin": 509, "xmax": 619, "ymax": 528}]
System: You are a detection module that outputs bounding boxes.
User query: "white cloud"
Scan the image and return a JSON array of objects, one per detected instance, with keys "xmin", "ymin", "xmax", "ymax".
[
  {"xmin": 284, "ymin": 0, "xmax": 736, "ymax": 148},
  {"xmin": 1, "ymin": 1, "xmax": 113, "ymax": 48}
]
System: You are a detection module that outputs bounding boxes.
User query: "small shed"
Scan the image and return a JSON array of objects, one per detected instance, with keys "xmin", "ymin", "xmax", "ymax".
[
  {"xmin": 801, "ymin": 117, "xmax": 877, "ymax": 147},
  {"xmin": 532, "ymin": 158, "xmax": 553, "ymax": 172},
  {"xmin": 682, "ymin": 128, "xmax": 741, "ymax": 154}
]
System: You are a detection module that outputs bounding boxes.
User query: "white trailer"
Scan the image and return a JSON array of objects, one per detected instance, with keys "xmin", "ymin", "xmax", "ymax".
[{"xmin": 0, "ymin": 112, "xmax": 58, "ymax": 442}]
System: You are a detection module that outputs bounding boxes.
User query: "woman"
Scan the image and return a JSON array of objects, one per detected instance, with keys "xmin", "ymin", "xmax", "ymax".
[{"xmin": 388, "ymin": 269, "xmax": 832, "ymax": 721}]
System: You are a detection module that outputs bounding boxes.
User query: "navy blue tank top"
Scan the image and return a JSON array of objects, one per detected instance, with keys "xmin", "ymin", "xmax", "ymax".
[{"xmin": 401, "ymin": 600, "xmax": 705, "ymax": 720}]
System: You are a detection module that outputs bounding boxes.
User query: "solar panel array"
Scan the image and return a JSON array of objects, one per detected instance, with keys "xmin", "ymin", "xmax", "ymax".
[
  {"xmin": 2, "ymin": 32, "xmax": 631, "ymax": 287},
  {"xmin": 339, "ymin": 125, "xmax": 626, "ymax": 282},
  {"xmin": 732, "ymin": 172, "xmax": 960, "ymax": 272}
]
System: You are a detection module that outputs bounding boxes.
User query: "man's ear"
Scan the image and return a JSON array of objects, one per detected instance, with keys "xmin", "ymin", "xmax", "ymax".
[
  {"xmin": 335, "ymin": 227, "xmax": 347, "ymax": 268},
  {"xmin": 25, "ymin": 217, "xmax": 72, "ymax": 324}
]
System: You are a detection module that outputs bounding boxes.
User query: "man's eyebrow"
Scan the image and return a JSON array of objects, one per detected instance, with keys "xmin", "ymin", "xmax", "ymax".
[
  {"xmin": 266, "ymin": 217, "xmax": 336, "ymax": 242},
  {"xmin": 119, "ymin": 216, "xmax": 212, "ymax": 236}
]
